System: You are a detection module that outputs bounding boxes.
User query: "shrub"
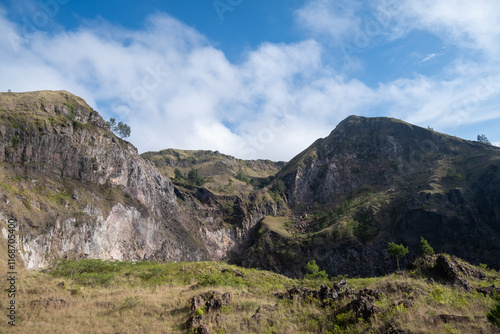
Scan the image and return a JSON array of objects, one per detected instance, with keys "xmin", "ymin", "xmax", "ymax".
[
  {"xmin": 174, "ymin": 168, "xmax": 183, "ymax": 182},
  {"xmin": 235, "ymin": 168, "xmax": 250, "ymax": 183},
  {"xmin": 488, "ymin": 291, "xmax": 500, "ymax": 328},
  {"xmin": 420, "ymin": 237, "xmax": 434, "ymax": 256},
  {"xmin": 446, "ymin": 167, "xmax": 462, "ymax": 181},
  {"xmin": 187, "ymin": 168, "xmax": 205, "ymax": 186},
  {"xmin": 304, "ymin": 260, "xmax": 328, "ymax": 280}
]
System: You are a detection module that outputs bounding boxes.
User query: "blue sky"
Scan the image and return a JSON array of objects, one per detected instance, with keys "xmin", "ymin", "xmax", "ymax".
[{"xmin": 1, "ymin": 0, "xmax": 499, "ymax": 160}]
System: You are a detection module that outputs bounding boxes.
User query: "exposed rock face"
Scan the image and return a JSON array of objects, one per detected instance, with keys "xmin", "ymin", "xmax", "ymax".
[
  {"xmin": 0, "ymin": 91, "xmax": 274, "ymax": 268},
  {"xmin": 1, "ymin": 93, "xmax": 499, "ymax": 280},
  {"xmin": 244, "ymin": 116, "xmax": 500, "ymax": 277}
]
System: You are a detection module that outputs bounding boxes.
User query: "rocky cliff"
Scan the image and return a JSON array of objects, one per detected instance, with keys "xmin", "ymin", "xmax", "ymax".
[
  {"xmin": 0, "ymin": 91, "xmax": 275, "ymax": 269},
  {"xmin": 1, "ymin": 93, "xmax": 499, "ymax": 280},
  {"xmin": 242, "ymin": 116, "xmax": 500, "ymax": 277}
]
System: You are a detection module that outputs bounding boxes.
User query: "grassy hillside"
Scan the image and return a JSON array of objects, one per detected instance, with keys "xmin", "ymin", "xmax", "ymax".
[
  {"xmin": 0, "ymin": 256, "xmax": 499, "ymax": 333},
  {"xmin": 142, "ymin": 149, "xmax": 284, "ymax": 196}
]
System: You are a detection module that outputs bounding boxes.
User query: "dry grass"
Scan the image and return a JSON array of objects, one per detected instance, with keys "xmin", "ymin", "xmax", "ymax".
[
  {"xmin": 260, "ymin": 216, "xmax": 293, "ymax": 238},
  {"xmin": 0, "ymin": 257, "xmax": 498, "ymax": 333}
]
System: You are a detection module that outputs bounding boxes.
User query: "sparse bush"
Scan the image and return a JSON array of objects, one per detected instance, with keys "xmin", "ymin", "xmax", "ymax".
[
  {"xmin": 304, "ymin": 260, "xmax": 328, "ymax": 280},
  {"xmin": 420, "ymin": 237, "xmax": 434, "ymax": 256},
  {"xmin": 235, "ymin": 168, "xmax": 250, "ymax": 183},
  {"xmin": 121, "ymin": 296, "xmax": 141, "ymax": 310},
  {"xmin": 477, "ymin": 134, "xmax": 491, "ymax": 145}
]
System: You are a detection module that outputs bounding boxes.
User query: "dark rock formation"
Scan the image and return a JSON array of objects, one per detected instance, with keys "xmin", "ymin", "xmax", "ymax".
[
  {"xmin": 432, "ymin": 255, "xmax": 473, "ymax": 291},
  {"xmin": 187, "ymin": 291, "xmax": 232, "ymax": 333},
  {"xmin": 244, "ymin": 115, "xmax": 500, "ymax": 277},
  {"xmin": 476, "ymin": 285, "xmax": 500, "ymax": 296}
]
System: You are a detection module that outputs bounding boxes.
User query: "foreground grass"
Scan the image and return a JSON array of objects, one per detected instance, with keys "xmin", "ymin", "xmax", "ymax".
[{"xmin": 0, "ymin": 259, "xmax": 499, "ymax": 333}]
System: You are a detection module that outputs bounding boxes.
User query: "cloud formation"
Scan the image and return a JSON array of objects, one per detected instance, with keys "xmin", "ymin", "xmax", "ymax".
[{"xmin": 1, "ymin": 1, "xmax": 499, "ymax": 161}]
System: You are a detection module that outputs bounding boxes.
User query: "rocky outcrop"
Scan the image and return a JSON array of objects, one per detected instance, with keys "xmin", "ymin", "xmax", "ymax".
[
  {"xmin": 187, "ymin": 291, "xmax": 232, "ymax": 333},
  {"xmin": 244, "ymin": 116, "xmax": 500, "ymax": 277},
  {"xmin": 0, "ymin": 91, "xmax": 274, "ymax": 269}
]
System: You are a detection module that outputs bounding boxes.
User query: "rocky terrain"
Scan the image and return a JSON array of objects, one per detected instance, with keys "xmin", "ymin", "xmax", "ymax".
[
  {"xmin": 242, "ymin": 116, "xmax": 500, "ymax": 277},
  {"xmin": 0, "ymin": 91, "xmax": 277, "ymax": 270},
  {"xmin": 1, "ymin": 91, "xmax": 499, "ymax": 282},
  {"xmin": 1, "ymin": 254, "xmax": 499, "ymax": 333}
]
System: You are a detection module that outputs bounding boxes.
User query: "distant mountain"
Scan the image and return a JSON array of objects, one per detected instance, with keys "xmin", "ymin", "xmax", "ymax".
[
  {"xmin": 141, "ymin": 148, "xmax": 284, "ymax": 197},
  {"xmin": 1, "ymin": 92, "xmax": 498, "ymax": 280}
]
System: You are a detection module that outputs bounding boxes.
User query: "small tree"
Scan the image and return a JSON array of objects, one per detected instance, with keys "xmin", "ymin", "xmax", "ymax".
[
  {"xmin": 174, "ymin": 168, "xmax": 183, "ymax": 181},
  {"xmin": 305, "ymin": 260, "xmax": 328, "ymax": 280},
  {"xmin": 188, "ymin": 168, "xmax": 205, "ymax": 187},
  {"xmin": 477, "ymin": 134, "xmax": 491, "ymax": 145},
  {"xmin": 387, "ymin": 242, "xmax": 409, "ymax": 271},
  {"xmin": 106, "ymin": 117, "xmax": 116, "ymax": 129},
  {"xmin": 420, "ymin": 237, "xmax": 434, "ymax": 257},
  {"xmin": 271, "ymin": 179, "xmax": 286, "ymax": 195},
  {"xmin": 106, "ymin": 118, "xmax": 131, "ymax": 139},
  {"xmin": 115, "ymin": 122, "xmax": 131, "ymax": 139}
]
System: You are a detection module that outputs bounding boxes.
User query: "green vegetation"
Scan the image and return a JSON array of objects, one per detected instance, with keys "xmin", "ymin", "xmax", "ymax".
[
  {"xmin": 269, "ymin": 179, "xmax": 286, "ymax": 201},
  {"xmin": 107, "ymin": 117, "xmax": 131, "ymax": 139},
  {"xmin": 304, "ymin": 260, "xmax": 328, "ymax": 281},
  {"xmin": 174, "ymin": 167, "xmax": 183, "ymax": 181},
  {"xmin": 235, "ymin": 167, "xmax": 250, "ymax": 183},
  {"xmin": 488, "ymin": 291, "xmax": 500, "ymax": 328},
  {"xmin": 420, "ymin": 237, "xmax": 434, "ymax": 256},
  {"xmin": 446, "ymin": 167, "xmax": 462, "ymax": 181},
  {"xmin": 187, "ymin": 168, "xmax": 205, "ymax": 186},
  {"xmin": 477, "ymin": 134, "xmax": 491, "ymax": 145},
  {"xmin": 388, "ymin": 242, "xmax": 409, "ymax": 271}
]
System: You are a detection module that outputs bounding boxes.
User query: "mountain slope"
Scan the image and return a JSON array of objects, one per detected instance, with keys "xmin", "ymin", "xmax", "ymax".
[
  {"xmin": 0, "ymin": 91, "xmax": 274, "ymax": 269},
  {"xmin": 243, "ymin": 116, "xmax": 500, "ymax": 277},
  {"xmin": 1, "ymin": 92, "xmax": 499, "ymax": 282},
  {"xmin": 141, "ymin": 148, "xmax": 284, "ymax": 196}
]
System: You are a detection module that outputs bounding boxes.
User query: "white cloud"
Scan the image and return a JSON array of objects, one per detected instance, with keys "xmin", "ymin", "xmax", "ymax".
[
  {"xmin": 493, "ymin": 141, "xmax": 500, "ymax": 147},
  {"xmin": 0, "ymin": 11, "xmax": 353, "ymax": 161},
  {"xmin": 295, "ymin": 0, "xmax": 362, "ymax": 42},
  {"xmin": 398, "ymin": 0, "xmax": 500, "ymax": 55},
  {"xmin": 1, "ymin": 3, "xmax": 500, "ymax": 161},
  {"xmin": 419, "ymin": 52, "xmax": 444, "ymax": 64}
]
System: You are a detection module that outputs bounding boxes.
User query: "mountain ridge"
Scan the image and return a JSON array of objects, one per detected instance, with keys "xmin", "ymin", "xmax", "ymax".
[{"xmin": 0, "ymin": 91, "xmax": 499, "ymax": 281}]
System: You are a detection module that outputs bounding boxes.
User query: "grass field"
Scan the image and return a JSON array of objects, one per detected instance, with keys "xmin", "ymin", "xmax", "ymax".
[{"xmin": 0, "ymin": 256, "xmax": 499, "ymax": 333}]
